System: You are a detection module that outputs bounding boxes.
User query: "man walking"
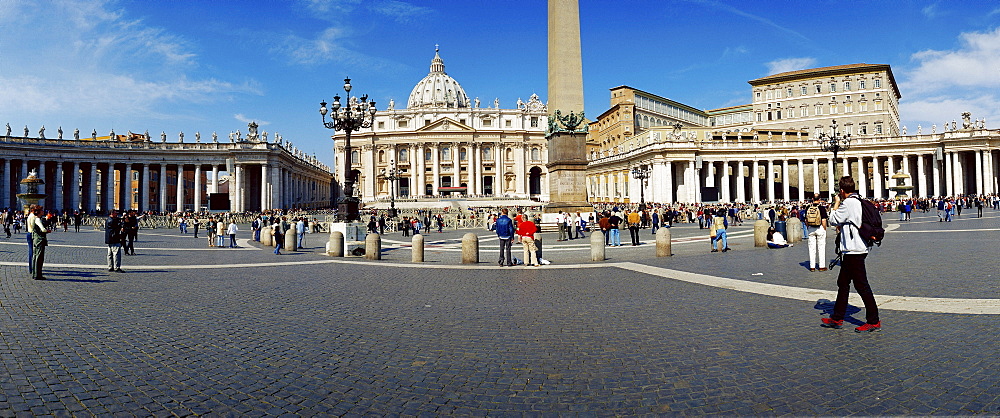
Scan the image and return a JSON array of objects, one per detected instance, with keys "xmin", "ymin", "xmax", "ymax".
[
  {"xmin": 822, "ymin": 176, "xmax": 880, "ymax": 332},
  {"xmin": 804, "ymin": 193, "xmax": 829, "ymax": 272},
  {"xmin": 495, "ymin": 208, "xmax": 514, "ymax": 267},
  {"xmin": 105, "ymin": 210, "xmax": 125, "ymax": 272}
]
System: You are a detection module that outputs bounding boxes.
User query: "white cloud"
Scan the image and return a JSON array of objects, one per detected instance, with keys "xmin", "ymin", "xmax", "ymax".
[
  {"xmin": 235, "ymin": 114, "xmax": 270, "ymax": 126},
  {"xmin": 370, "ymin": 0, "xmax": 432, "ymax": 23},
  {"xmin": 899, "ymin": 27, "xmax": 1000, "ymax": 129},
  {"xmin": 922, "ymin": 3, "xmax": 940, "ymax": 18},
  {"xmin": 0, "ymin": 0, "xmax": 257, "ymax": 121},
  {"xmin": 764, "ymin": 57, "xmax": 818, "ymax": 75}
]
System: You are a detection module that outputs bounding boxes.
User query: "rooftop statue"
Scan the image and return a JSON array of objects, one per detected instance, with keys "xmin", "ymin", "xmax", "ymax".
[
  {"xmin": 57, "ymin": 126, "xmax": 63, "ymax": 139},
  {"xmin": 212, "ymin": 131, "xmax": 218, "ymax": 142},
  {"xmin": 73, "ymin": 128, "xmax": 80, "ymax": 140}
]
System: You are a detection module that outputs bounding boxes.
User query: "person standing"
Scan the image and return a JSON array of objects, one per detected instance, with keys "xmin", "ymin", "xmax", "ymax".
[
  {"xmin": 598, "ymin": 212, "xmax": 611, "ymax": 246},
  {"xmin": 216, "ymin": 218, "xmax": 226, "ymax": 247},
  {"xmin": 627, "ymin": 209, "xmax": 641, "ymax": 246},
  {"xmin": 822, "ymin": 176, "xmax": 880, "ymax": 332},
  {"xmin": 105, "ymin": 210, "xmax": 125, "ymax": 272},
  {"xmin": 272, "ymin": 219, "xmax": 284, "ymax": 255},
  {"xmin": 804, "ymin": 193, "xmax": 829, "ymax": 272},
  {"xmin": 206, "ymin": 217, "xmax": 216, "ymax": 247},
  {"xmin": 296, "ymin": 218, "xmax": 306, "ymax": 249},
  {"xmin": 192, "ymin": 216, "xmax": 200, "ymax": 239},
  {"xmin": 573, "ymin": 212, "xmax": 586, "ymax": 239},
  {"xmin": 73, "ymin": 210, "xmax": 82, "ymax": 232},
  {"xmin": 608, "ymin": 211, "xmax": 623, "ymax": 247},
  {"xmin": 516, "ymin": 212, "xmax": 539, "ymax": 266},
  {"xmin": 495, "ymin": 208, "xmax": 515, "ymax": 267},
  {"xmin": 555, "ymin": 211, "xmax": 567, "ymax": 241},
  {"xmin": 227, "ymin": 220, "xmax": 239, "ymax": 248},
  {"xmin": 710, "ymin": 207, "xmax": 730, "ymax": 252},
  {"xmin": 27, "ymin": 205, "xmax": 48, "ymax": 280},
  {"xmin": 123, "ymin": 212, "xmax": 139, "ymax": 255}
]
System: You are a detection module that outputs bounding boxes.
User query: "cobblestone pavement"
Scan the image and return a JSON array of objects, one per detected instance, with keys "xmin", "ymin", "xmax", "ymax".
[{"xmin": 1, "ymin": 211, "xmax": 999, "ymax": 415}]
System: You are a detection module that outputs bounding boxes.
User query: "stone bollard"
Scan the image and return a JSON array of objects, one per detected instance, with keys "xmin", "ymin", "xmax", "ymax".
[
  {"xmin": 284, "ymin": 228, "xmax": 298, "ymax": 251},
  {"xmin": 590, "ymin": 231, "xmax": 605, "ymax": 261},
  {"xmin": 365, "ymin": 233, "xmax": 381, "ymax": 260},
  {"xmin": 461, "ymin": 233, "xmax": 478, "ymax": 264},
  {"xmin": 327, "ymin": 231, "xmax": 344, "ymax": 257},
  {"xmin": 786, "ymin": 217, "xmax": 803, "ymax": 243},
  {"xmin": 261, "ymin": 226, "xmax": 273, "ymax": 246},
  {"xmin": 411, "ymin": 234, "xmax": 424, "ymax": 263},
  {"xmin": 656, "ymin": 228, "xmax": 672, "ymax": 257},
  {"xmin": 754, "ymin": 219, "xmax": 770, "ymax": 247}
]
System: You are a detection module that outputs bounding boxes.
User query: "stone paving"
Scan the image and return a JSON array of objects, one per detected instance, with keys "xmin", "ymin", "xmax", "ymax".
[{"xmin": 0, "ymin": 210, "xmax": 999, "ymax": 415}]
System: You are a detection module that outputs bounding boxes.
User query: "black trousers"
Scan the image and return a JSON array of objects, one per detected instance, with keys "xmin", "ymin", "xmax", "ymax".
[
  {"xmin": 629, "ymin": 226, "xmax": 640, "ymax": 245},
  {"xmin": 832, "ymin": 254, "xmax": 879, "ymax": 324}
]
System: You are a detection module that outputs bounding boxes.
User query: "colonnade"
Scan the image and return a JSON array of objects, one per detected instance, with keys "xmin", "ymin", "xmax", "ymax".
[{"xmin": 591, "ymin": 148, "xmax": 999, "ymax": 204}]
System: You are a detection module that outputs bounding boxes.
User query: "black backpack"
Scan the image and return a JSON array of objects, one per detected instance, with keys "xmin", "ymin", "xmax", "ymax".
[{"xmin": 849, "ymin": 196, "xmax": 884, "ymax": 247}]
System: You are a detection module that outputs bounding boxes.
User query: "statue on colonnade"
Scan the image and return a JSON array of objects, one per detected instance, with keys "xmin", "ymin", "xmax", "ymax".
[{"xmin": 74, "ymin": 128, "xmax": 80, "ymax": 140}]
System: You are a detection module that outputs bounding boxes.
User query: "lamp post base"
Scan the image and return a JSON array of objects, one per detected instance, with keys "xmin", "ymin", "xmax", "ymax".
[{"xmin": 339, "ymin": 198, "xmax": 361, "ymax": 222}]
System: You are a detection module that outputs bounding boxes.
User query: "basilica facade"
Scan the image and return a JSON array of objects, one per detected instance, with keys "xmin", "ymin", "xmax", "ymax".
[{"xmin": 332, "ymin": 48, "xmax": 550, "ymax": 205}]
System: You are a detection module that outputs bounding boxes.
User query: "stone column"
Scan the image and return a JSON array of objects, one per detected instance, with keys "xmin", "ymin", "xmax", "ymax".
[
  {"xmin": 68, "ymin": 161, "xmax": 80, "ymax": 211},
  {"xmin": 89, "ymin": 163, "xmax": 99, "ymax": 212},
  {"xmin": 414, "ymin": 144, "xmax": 424, "ymax": 196},
  {"xmin": 917, "ymin": 154, "xmax": 927, "ymax": 198},
  {"xmin": 664, "ymin": 161, "xmax": 674, "ymax": 203},
  {"xmin": 931, "ymin": 154, "xmax": 941, "ymax": 197},
  {"xmin": 945, "ymin": 152, "xmax": 954, "ymax": 197},
  {"xmin": 721, "ymin": 160, "xmax": 731, "ymax": 202},
  {"xmin": 857, "ymin": 157, "xmax": 867, "ymax": 198},
  {"xmin": 54, "ymin": 161, "xmax": 64, "ymax": 210},
  {"xmin": 975, "ymin": 150, "xmax": 984, "ymax": 195},
  {"xmin": 194, "ymin": 165, "xmax": 202, "ymax": 212},
  {"xmin": 902, "ymin": 154, "xmax": 911, "ymax": 177},
  {"xmin": 261, "ymin": 164, "xmax": 269, "ymax": 210},
  {"xmin": 985, "ymin": 149, "xmax": 995, "ymax": 195},
  {"xmin": 735, "ymin": 160, "xmax": 745, "ymax": 203},
  {"xmin": 781, "ymin": 159, "xmax": 789, "ymax": 201},
  {"xmin": 159, "ymin": 165, "xmax": 167, "ymax": 212},
  {"xmin": 452, "ymin": 142, "xmax": 460, "ymax": 192},
  {"xmin": 842, "ymin": 157, "xmax": 849, "ymax": 178},
  {"xmin": 953, "ymin": 151, "xmax": 964, "ymax": 195},
  {"xmin": 766, "ymin": 160, "xmax": 775, "ymax": 202},
  {"xmin": 1, "ymin": 159, "xmax": 9, "ymax": 208},
  {"xmin": 211, "ymin": 165, "xmax": 220, "ymax": 193},
  {"xmin": 751, "ymin": 160, "xmax": 761, "ymax": 203},
  {"xmin": 470, "ymin": 143, "xmax": 480, "ymax": 195},
  {"xmin": 873, "ymin": 156, "xmax": 883, "ymax": 199},
  {"xmin": 693, "ymin": 161, "xmax": 702, "ymax": 203},
  {"xmin": 175, "ymin": 164, "xmax": 184, "ymax": 212},
  {"xmin": 827, "ymin": 158, "xmax": 835, "ymax": 199},
  {"xmin": 812, "ymin": 158, "xmax": 820, "ymax": 198},
  {"xmin": 797, "ymin": 159, "xmax": 805, "ymax": 201},
  {"xmin": 237, "ymin": 164, "xmax": 246, "ymax": 212},
  {"xmin": 431, "ymin": 143, "xmax": 441, "ymax": 195},
  {"xmin": 140, "ymin": 163, "xmax": 149, "ymax": 212}
]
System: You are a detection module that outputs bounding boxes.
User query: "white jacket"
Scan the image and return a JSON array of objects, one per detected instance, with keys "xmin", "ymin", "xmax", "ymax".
[{"xmin": 829, "ymin": 196, "xmax": 869, "ymax": 254}]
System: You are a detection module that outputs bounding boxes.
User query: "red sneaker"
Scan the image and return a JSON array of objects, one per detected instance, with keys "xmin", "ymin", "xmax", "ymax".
[
  {"xmin": 821, "ymin": 318, "xmax": 843, "ymax": 329},
  {"xmin": 855, "ymin": 322, "xmax": 882, "ymax": 332}
]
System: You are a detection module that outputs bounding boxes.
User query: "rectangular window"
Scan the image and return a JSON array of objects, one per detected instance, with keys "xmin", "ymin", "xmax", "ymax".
[
  {"xmin": 399, "ymin": 120, "xmax": 408, "ymax": 128},
  {"xmin": 844, "ymin": 81, "xmax": 851, "ymax": 91},
  {"xmin": 830, "ymin": 83, "xmax": 836, "ymax": 93},
  {"xmin": 860, "ymin": 80, "xmax": 866, "ymax": 89},
  {"xmin": 505, "ymin": 120, "xmax": 512, "ymax": 128},
  {"xmin": 776, "ymin": 110, "xmax": 782, "ymax": 120},
  {"xmin": 483, "ymin": 119, "xmax": 492, "ymax": 127},
  {"xmin": 875, "ymin": 100, "xmax": 884, "ymax": 111},
  {"xmin": 802, "ymin": 107, "xmax": 808, "ymax": 117},
  {"xmin": 755, "ymin": 92, "xmax": 761, "ymax": 101},
  {"xmin": 874, "ymin": 79, "xmax": 882, "ymax": 88},
  {"xmin": 459, "ymin": 119, "xmax": 466, "ymax": 125},
  {"xmin": 801, "ymin": 86, "xmax": 808, "ymax": 95},
  {"xmin": 787, "ymin": 88, "xmax": 793, "ymax": 97},
  {"xmin": 860, "ymin": 125, "xmax": 868, "ymax": 135},
  {"xmin": 424, "ymin": 119, "xmax": 431, "ymax": 126},
  {"xmin": 815, "ymin": 85, "xmax": 822, "ymax": 94},
  {"xmin": 875, "ymin": 124, "xmax": 883, "ymax": 134},
  {"xmin": 530, "ymin": 117, "xmax": 538, "ymax": 128},
  {"xmin": 377, "ymin": 121, "xmax": 385, "ymax": 129},
  {"xmin": 766, "ymin": 91, "xmax": 773, "ymax": 100}
]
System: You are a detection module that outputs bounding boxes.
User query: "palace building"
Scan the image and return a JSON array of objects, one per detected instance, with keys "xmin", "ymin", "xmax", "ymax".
[
  {"xmin": 587, "ymin": 63, "xmax": 998, "ymax": 204},
  {"xmin": 332, "ymin": 48, "xmax": 550, "ymax": 206}
]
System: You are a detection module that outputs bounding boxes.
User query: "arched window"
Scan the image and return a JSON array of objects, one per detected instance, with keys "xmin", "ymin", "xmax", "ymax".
[
  {"xmin": 425, "ymin": 149, "xmax": 432, "ymax": 161},
  {"xmin": 530, "ymin": 147, "xmax": 540, "ymax": 161},
  {"xmin": 460, "ymin": 147, "xmax": 467, "ymax": 161},
  {"xmin": 442, "ymin": 147, "xmax": 451, "ymax": 160},
  {"xmin": 398, "ymin": 148, "xmax": 408, "ymax": 162},
  {"xmin": 482, "ymin": 147, "xmax": 492, "ymax": 160},
  {"xmin": 378, "ymin": 150, "xmax": 385, "ymax": 163},
  {"xmin": 351, "ymin": 150, "xmax": 359, "ymax": 164},
  {"xmin": 505, "ymin": 148, "xmax": 513, "ymax": 161}
]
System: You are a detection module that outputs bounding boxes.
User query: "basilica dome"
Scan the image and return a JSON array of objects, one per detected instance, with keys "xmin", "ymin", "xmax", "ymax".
[{"xmin": 407, "ymin": 47, "xmax": 470, "ymax": 109}]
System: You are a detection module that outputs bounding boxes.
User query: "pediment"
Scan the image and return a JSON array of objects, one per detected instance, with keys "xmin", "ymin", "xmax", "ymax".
[{"xmin": 415, "ymin": 117, "xmax": 473, "ymax": 132}]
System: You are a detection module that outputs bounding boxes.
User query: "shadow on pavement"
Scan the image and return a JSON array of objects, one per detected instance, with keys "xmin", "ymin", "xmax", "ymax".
[{"xmin": 814, "ymin": 298, "xmax": 864, "ymax": 326}]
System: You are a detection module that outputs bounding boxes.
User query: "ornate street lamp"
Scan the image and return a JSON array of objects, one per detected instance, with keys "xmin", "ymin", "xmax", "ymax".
[
  {"xmin": 380, "ymin": 160, "xmax": 400, "ymax": 218},
  {"xmin": 320, "ymin": 77, "xmax": 376, "ymax": 222},
  {"xmin": 630, "ymin": 164, "xmax": 651, "ymax": 210},
  {"xmin": 819, "ymin": 119, "xmax": 851, "ymax": 192}
]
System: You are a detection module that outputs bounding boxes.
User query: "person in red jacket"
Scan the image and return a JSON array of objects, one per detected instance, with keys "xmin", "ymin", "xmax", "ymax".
[{"xmin": 515, "ymin": 212, "xmax": 539, "ymax": 266}]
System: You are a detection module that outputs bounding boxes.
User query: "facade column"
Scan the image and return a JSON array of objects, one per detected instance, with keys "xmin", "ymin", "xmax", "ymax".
[
  {"xmin": 766, "ymin": 159, "xmax": 775, "ymax": 202},
  {"xmin": 902, "ymin": 154, "xmax": 911, "ymax": 176},
  {"xmin": 261, "ymin": 164, "xmax": 269, "ymax": 210},
  {"xmin": 953, "ymin": 151, "xmax": 964, "ymax": 195},
  {"xmin": 211, "ymin": 165, "xmax": 220, "ymax": 193},
  {"xmin": 89, "ymin": 163, "xmax": 98, "ymax": 212},
  {"xmin": 721, "ymin": 160, "xmax": 731, "ymax": 202},
  {"xmin": 827, "ymin": 158, "xmax": 835, "ymax": 199},
  {"xmin": 842, "ymin": 157, "xmax": 849, "ymax": 178},
  {"xmin": 797, "ymin": 159, "xmax": 805, "ymax": 201},
  {"xmin": 751, "ymin": 160, "xmax": 761, "ymax": 203},
  {"xmin": 139, "ymin": 163, "xmax": 149, "ymax": 212},
  {"xmin": 693, "ymin": 161, "xmax": 702, "ymax": 203},
  {"xmin": 54, "ymin": 161, "xmax": 64, "ymax": 211},
  {"xmin": 431, "ymin": 144, "xmax": 441, "ymax": 196},
  {"xmin": 470, "ymin": 144, "xmax": 480, "ymax": 195},
  {"xmin": 175, "ymin": 164, "xmax": 184, "ymax": 212},
  {"xmin": 917, "ymin": 154, "xmax": 927, "ymax": 198},
  {"xmin": 945, "ymin": 152, "xmax": 954, "ymax": 197},
  {"xmin": 781, "ymin": 159, "xmax": 789, "ymax": 201},
  {"xmin": 857, "ymin": 157, "xmax": 867, "ymax": 198},
  {"xmin": 664, "ymin": 161, "xmax": 674, "ymax": 204},
  {"xmin": 873, "ymin": 156, "xmax": 883, "ymax": 200},
  {"xmin": 158, "ymin": 165, "xmax": 167, "ymax": 212},
  {"xmin": 735, "ymin": 160, "xmax": 745, "ymax": 203},
  {"xmin": 931, "ymin": 154, "xmax": 941, "ymax": 197},
  {"xmin": 194, "ymin": 165, "xmax": 202, "ymax": 212},
  {"xmin": 812, "ymin": 158, "xmax": 820, "ymax": 199},
  {"xmin": 414, "ymin": 144, "xmax": 424, "ymax": 197},
  {"xmin": 975, "ymin": 150, "xmax": 984, "ymax": 195},
  {"xmin": 126, "ymin": 164, "xmax": 135, "ymax": 211},
  {"xmin": 235, "ymin": 164, "xmax": 244, "ymax": 212},
  {"xmin": 1, "ymin": 159, "xmax": 8, "ymax": 209},
  {"xmin": 986, "ymin": 149, "xmax": 995, "ymax": 195},
  {"xmin": 68, "ymin": 162, "xmax": 80, "ymax": 212}
]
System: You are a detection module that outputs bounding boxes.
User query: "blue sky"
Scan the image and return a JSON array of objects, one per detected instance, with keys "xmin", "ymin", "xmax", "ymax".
[{"xmin": 1, "ymin": 0, "xmax": 998, "ymax": 168}]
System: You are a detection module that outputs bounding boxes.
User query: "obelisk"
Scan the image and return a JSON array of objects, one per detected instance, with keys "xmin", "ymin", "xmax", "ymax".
[{"xmin": 546, "ymin": 0, "xmax": 591, "ymax": 213}]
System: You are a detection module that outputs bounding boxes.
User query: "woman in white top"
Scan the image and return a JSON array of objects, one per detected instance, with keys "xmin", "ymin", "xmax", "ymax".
[{"xmin": 227, "ymin": 222, "xmax": 239, "ymax": 248}]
